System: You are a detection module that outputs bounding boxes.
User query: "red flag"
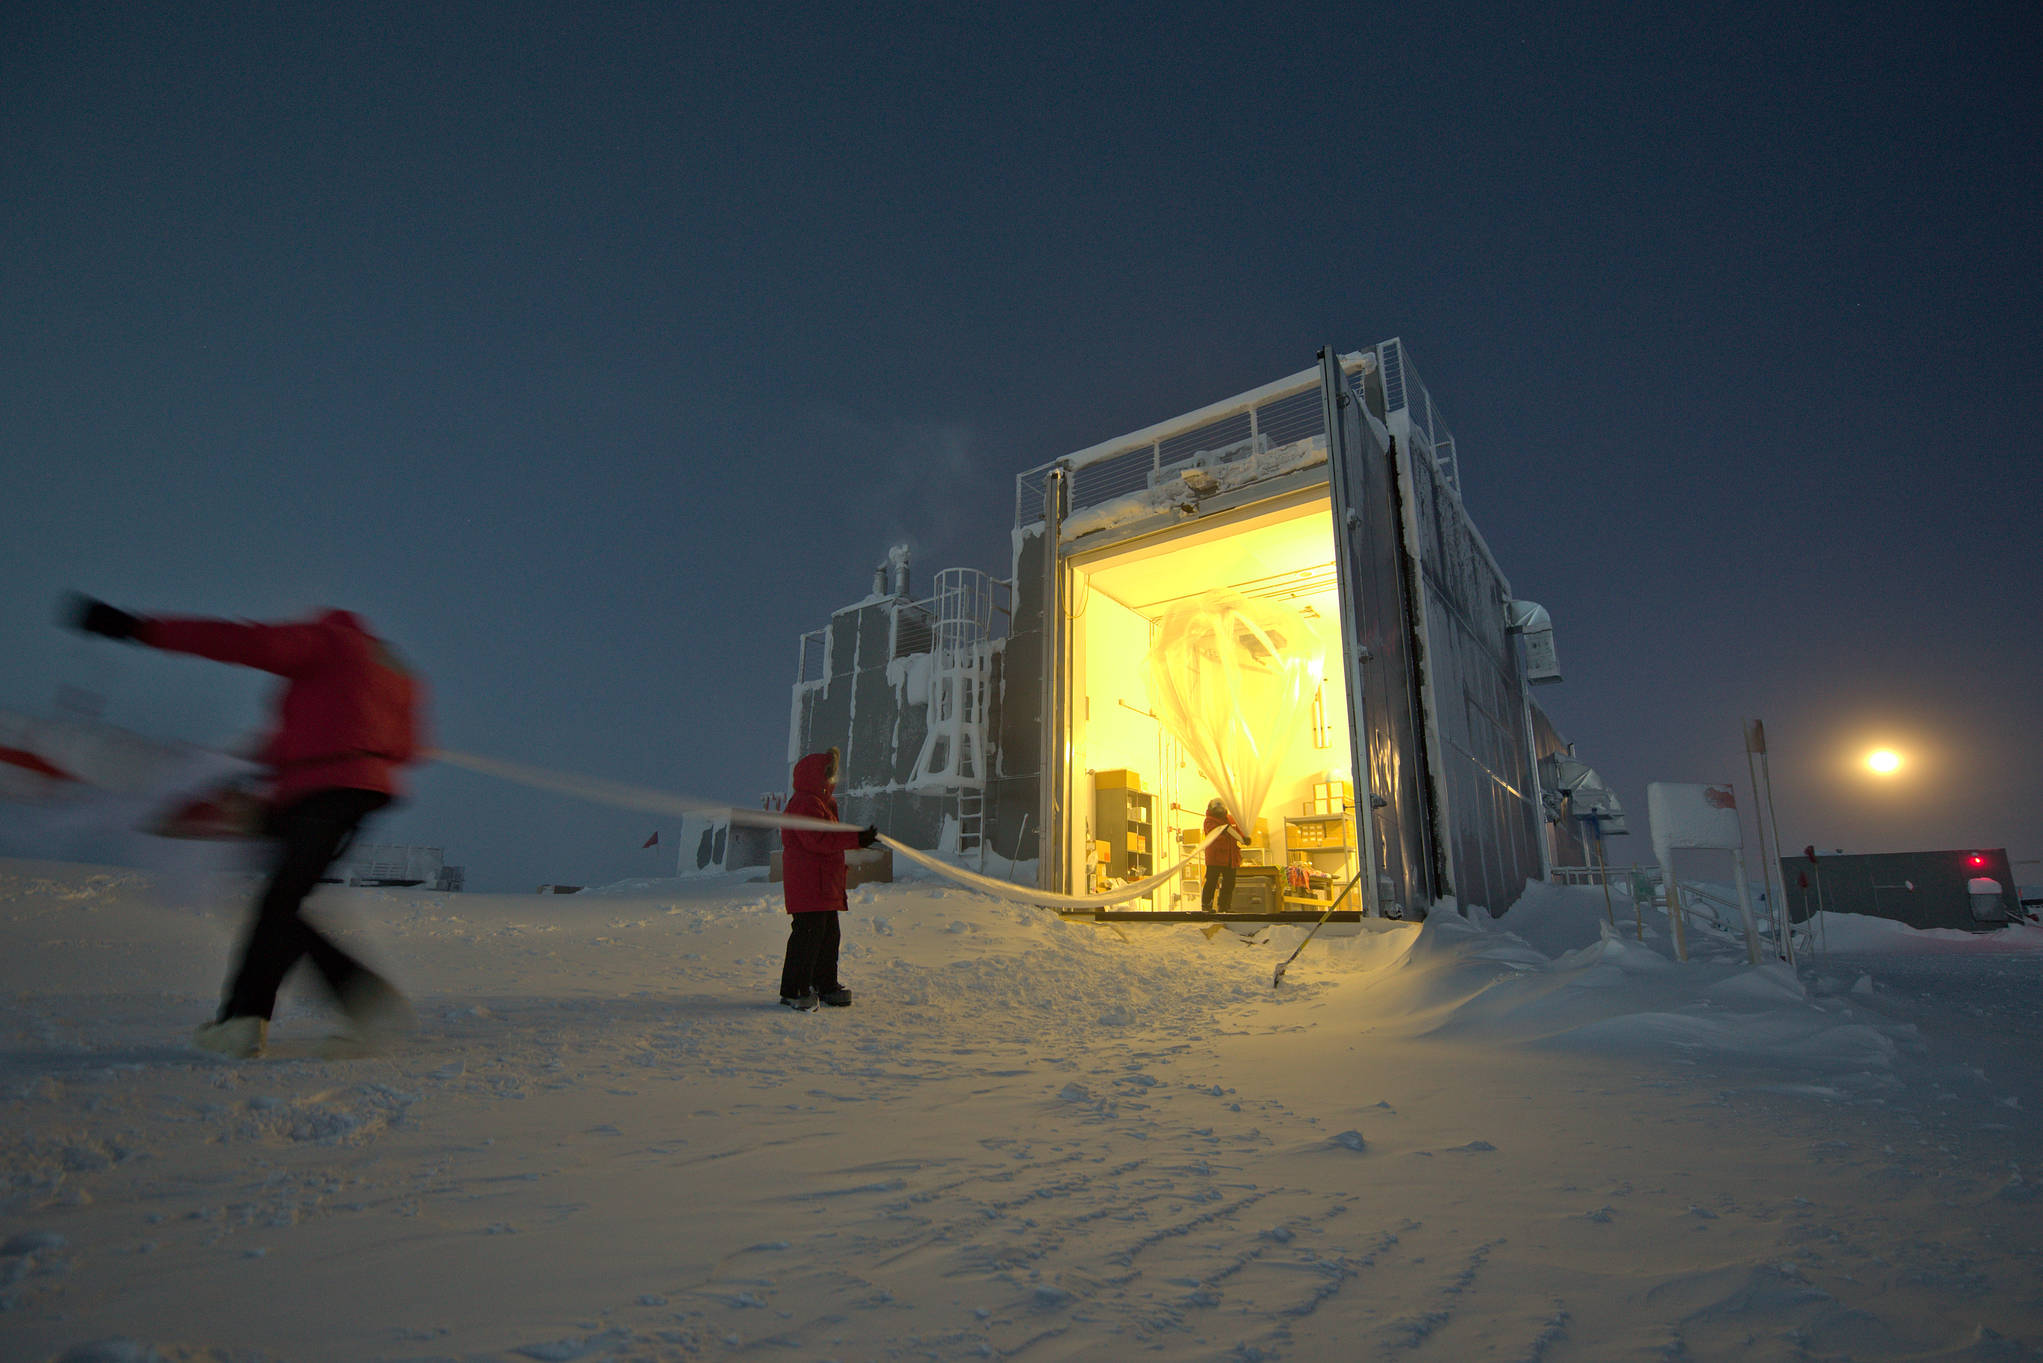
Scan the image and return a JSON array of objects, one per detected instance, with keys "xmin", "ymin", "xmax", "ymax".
[
  {"xmin": 0, "ymin": 746, "xmax": 73, "ymax": 780},
  {"xmin": 642, "ymin": 831, "xmax": 659, "ymax": 849}
]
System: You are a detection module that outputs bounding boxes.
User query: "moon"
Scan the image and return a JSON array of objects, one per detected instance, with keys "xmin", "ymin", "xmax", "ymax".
[{"xmin": 1866, "ymin": 748, "xmax": 1903, "ymax": 775}]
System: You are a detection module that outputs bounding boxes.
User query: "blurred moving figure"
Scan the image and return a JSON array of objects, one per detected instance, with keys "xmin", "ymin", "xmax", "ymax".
[{"xmin": 67, "ymin": 596, "xmax": 425, "ymax": 1057}]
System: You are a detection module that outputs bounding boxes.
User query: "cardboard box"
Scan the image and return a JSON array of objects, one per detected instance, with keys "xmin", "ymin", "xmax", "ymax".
[
  {"xmin": 1095, "ymin": 839, "xmax": 1111, "ymax": 864},
  {"xmin": 1095, "ymin": 769, "xmax": 1143, "ymax": 792},
  {"xmin": 769, "ymin": 846, "xmax": 893, "ymax": 887},
  {"xmin": 1310, "ymin": 780, "xmax": 1353, "ymax": 814},
  {"xmin": 845, "ymin": 846, "xmax": 893, "ymax": 888}
]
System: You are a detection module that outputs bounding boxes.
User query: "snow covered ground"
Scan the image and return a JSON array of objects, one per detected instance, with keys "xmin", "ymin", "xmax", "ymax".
[{"xmin": 4, "ymin": 859, "xmax": 2043, "ymax": 1362}]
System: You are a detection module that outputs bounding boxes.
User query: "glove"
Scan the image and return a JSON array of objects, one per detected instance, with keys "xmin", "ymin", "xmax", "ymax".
[
  {"xmin": 858, "ymin": 825, "xmax": 880, "ymax": 848},
  {"xmin": 69, "ymin": 596, "xmax": 141, "ymax": 641}
]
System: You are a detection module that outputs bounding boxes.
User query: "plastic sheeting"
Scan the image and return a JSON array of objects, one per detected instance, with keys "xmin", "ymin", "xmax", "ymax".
[
  {"xmin": 439, "ymin": 748, "xmax": 1225, "ymax": 910},
  {"xmin": 1142, "ymin": 589, "xmax": 1324, "ymax": 833},
  {"xmin": 433, "ymin": 749, "xmax": 852, "ymax": 833},
  {"xmin": 883, "ymin": 825, "xmax": 1225, "ymax": 910}
]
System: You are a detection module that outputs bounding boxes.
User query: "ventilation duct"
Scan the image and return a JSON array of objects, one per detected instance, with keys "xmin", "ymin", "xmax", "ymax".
[
  {"xmin": 1539, "ymin": 754, "xmax": 1627, "ymax": 834},
  {"xmin": 1507, "ymin": 600, "xmax": 1561, "ymax": 683}
]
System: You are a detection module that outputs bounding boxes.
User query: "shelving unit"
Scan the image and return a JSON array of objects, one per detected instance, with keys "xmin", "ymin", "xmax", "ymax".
[
  {"xmin": 1094, "ymin": 774, "xmax": 1154, "ymax": 882},
  {"xmin": 1175, "ymin": 824, "xmax": 1205, "ymax": 905},
  {"xmin": 1285, "ymin": 812, "xmax": 1358, "ymax": 904}
]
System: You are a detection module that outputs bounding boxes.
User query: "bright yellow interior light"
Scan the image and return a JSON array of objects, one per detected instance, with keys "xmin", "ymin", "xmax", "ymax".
[{"xmin": 1866, "ymin": 748, "xmax": 1903, "ymax": 775}]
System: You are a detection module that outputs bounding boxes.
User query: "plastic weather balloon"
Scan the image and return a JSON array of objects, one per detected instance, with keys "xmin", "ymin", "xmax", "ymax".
[{"xmin": 1143, "ymin": 589, "xmax": 1325, "ymax": 834}]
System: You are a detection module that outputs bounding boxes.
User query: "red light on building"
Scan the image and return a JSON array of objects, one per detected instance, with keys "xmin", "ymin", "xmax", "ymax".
[{"xmin": 1967, "ymin": 853, "xmax": 1987, "ymax": 868}]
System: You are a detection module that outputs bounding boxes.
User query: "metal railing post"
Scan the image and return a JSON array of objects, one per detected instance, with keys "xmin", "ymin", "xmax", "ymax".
[{"xmin": 1038, "ymin": 467, "xmax": 1067, "ymax": 893}]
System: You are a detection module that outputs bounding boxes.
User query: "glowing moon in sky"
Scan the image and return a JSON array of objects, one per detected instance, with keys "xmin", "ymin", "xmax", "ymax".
[{"xmin": 1866, "ymin": 749, "xmax": 1903, "ymax": 774}]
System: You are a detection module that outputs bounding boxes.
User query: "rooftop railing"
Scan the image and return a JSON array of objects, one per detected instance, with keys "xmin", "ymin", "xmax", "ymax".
[{"xmin": 1013, "ymin": 340, "xmax": 1464, "ymax": 531}]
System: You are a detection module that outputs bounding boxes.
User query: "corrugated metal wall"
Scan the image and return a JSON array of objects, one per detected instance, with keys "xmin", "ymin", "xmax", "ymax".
[{"xmin": 1399, "ymin": 425, "xmax": 1544, "ymax": 914}]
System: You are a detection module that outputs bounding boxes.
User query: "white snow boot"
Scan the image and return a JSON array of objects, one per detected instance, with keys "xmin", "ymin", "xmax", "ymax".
[{"xmin": 191, "ymin": 1015, "xmax": 267, "ymax": 1058}]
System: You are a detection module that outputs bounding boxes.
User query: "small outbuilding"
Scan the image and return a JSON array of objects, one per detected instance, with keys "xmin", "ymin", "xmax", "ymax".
[{"xmin": 1780, "ymin": 848, "xmax": 2024, "ymax": 931}]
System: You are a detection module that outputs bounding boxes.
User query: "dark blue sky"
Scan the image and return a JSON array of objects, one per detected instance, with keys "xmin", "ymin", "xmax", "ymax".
[{"xmin": 4, "ymin": 2, "xmax": 2038, "ymax": 891}]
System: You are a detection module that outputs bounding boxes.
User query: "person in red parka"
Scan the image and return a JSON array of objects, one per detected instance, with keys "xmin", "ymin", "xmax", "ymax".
[
  {"xmin": 69, "ymin": 596, "xmax": 425, "ymax": 1058},
  {"xmin": 1202, "ymin": 797, "xmax": 1250, "ymax": 912},
  {"xmin": 779, "ymin": 747, "xmax": 877, "ymax": 1010}
]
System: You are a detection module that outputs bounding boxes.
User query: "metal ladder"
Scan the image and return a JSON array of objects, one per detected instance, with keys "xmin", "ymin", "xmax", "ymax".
[
  {"xmin": 955, "ymin": 787, "xmax": 985, "ymax": 866},
  {"xmin": 911, "ymin": 569, "xmax": 995, "ymax": 792}
]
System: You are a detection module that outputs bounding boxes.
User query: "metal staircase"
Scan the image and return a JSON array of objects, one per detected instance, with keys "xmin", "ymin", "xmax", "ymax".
[{"xmin": 910, "ymin": 569, "xmax": 1002, "ymax": 865}]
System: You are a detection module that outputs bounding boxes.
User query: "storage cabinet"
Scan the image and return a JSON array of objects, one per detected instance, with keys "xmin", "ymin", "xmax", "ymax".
[
  {"xmin": 1094, "ymin": 778, "xmax": 1154, "ymax": 882},
  {"xmin": 1229, "ymin": 865, "xmax": 1281, "ymax": 915}
]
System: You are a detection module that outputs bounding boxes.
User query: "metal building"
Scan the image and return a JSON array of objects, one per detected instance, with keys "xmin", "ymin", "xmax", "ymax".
[
  {"xmin": 323, "ymin": 843, "xmax": 461, "ymax": 890},
  {"xmin": 789, "ymin": 341, "xmax": 1589, "ymax": 919},
  {"xmin": 1780, "ymin": 848, "xmax": 2024, "ymax": 931}
]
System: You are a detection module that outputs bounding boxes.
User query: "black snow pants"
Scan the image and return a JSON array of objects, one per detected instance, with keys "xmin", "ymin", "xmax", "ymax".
[
  {"xmin": 220, "ymin": 787, "xmax": 392, "ymax": 1021},
  {"xmin": 778, "ymin": 911, "xmax": 842, "ymax": 999},
  {"xmin": 1201, "ymin": 864, "xmax": 1238, "ymax": 913}
]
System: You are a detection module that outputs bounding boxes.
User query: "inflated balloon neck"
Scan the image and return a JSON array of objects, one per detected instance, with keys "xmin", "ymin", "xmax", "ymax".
[{"xmin": 1144, "ymin": 588, "xmax": 1322, "ymax": 837}]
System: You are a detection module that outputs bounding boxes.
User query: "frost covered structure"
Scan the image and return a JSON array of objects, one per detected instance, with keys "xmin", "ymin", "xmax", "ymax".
[{"xmin": 791, "ymin": 341, "xmax": 1606, "ymax": 919}]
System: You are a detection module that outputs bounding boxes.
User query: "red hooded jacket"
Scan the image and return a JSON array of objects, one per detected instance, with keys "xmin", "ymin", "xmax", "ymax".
[
  {"xmin": 780, "ymin": 751, "xmax": 864, "ymax": 914},
  {"xmin": 136, "ymin": 610, "xmax": 424, "ymax": 808},
  {"xmin": 1204, "ymin": 810, "xmax": 1246, "ymax": 867}
]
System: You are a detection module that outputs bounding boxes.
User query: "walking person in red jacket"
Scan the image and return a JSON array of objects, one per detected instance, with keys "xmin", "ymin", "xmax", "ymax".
[
  {"xmin": 68, "ymin": 597, "xmax": 425, "ymax": 1057},
  {"xmin": 779, "ymin": 747, "xmax": 877, "ymax": 1010}
]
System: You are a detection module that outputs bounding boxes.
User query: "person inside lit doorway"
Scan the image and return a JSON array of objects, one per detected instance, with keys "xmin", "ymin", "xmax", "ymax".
[{"xmin": 1201, "ymin": 797, "xmax": 1249, "ymax": 912}]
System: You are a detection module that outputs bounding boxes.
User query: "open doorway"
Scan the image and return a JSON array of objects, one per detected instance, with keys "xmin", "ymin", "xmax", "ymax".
[{"xmin": 1063, "ymin": 487, "xmax": 1359, "ymax": 915}]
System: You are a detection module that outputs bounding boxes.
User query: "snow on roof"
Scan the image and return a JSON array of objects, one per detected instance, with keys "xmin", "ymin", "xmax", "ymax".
[{"xmin": 1060, "ymin": 434, "xmax": 1329, "ymax": 542}]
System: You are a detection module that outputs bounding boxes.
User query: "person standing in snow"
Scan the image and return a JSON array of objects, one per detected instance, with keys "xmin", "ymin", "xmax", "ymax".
[
  {"xmin": 67, "ymin": 597, "xmax": 425, "ymax": 1057},
  {"xmin": 1201, "ymin": 797, "xmax": 1250, "ymax": 913},
  {"xmin": 778, "ymin": 747, "xmax": 878, "ymax": 1010}
]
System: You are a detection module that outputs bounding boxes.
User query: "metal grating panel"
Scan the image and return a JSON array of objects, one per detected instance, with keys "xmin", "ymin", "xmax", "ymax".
[
  {"xmin": 1380, "ymin": 338, "xmax": 1408, "ymax": 414},
  {"xmin": 797, "ymin": 630, "xmax": 827, "ymax": 683},
  {"xmin": 893, "ymin": 606, "xmax": 936, "ymax": 660},
  {"xmin": 1067, "ymin": 447, "xmax": 1158, "ymax": 512},
  {"xmin": 1379, "ymin": 337, "xmax": 1460, "ymax": 496},
  {"xmin": 1255, "ymin": 387, "xmax": 1324, "ymax": 448},
  {"xmin": 1156, "ymin": 411, "xmax": 1252, "ymax": 466}
]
